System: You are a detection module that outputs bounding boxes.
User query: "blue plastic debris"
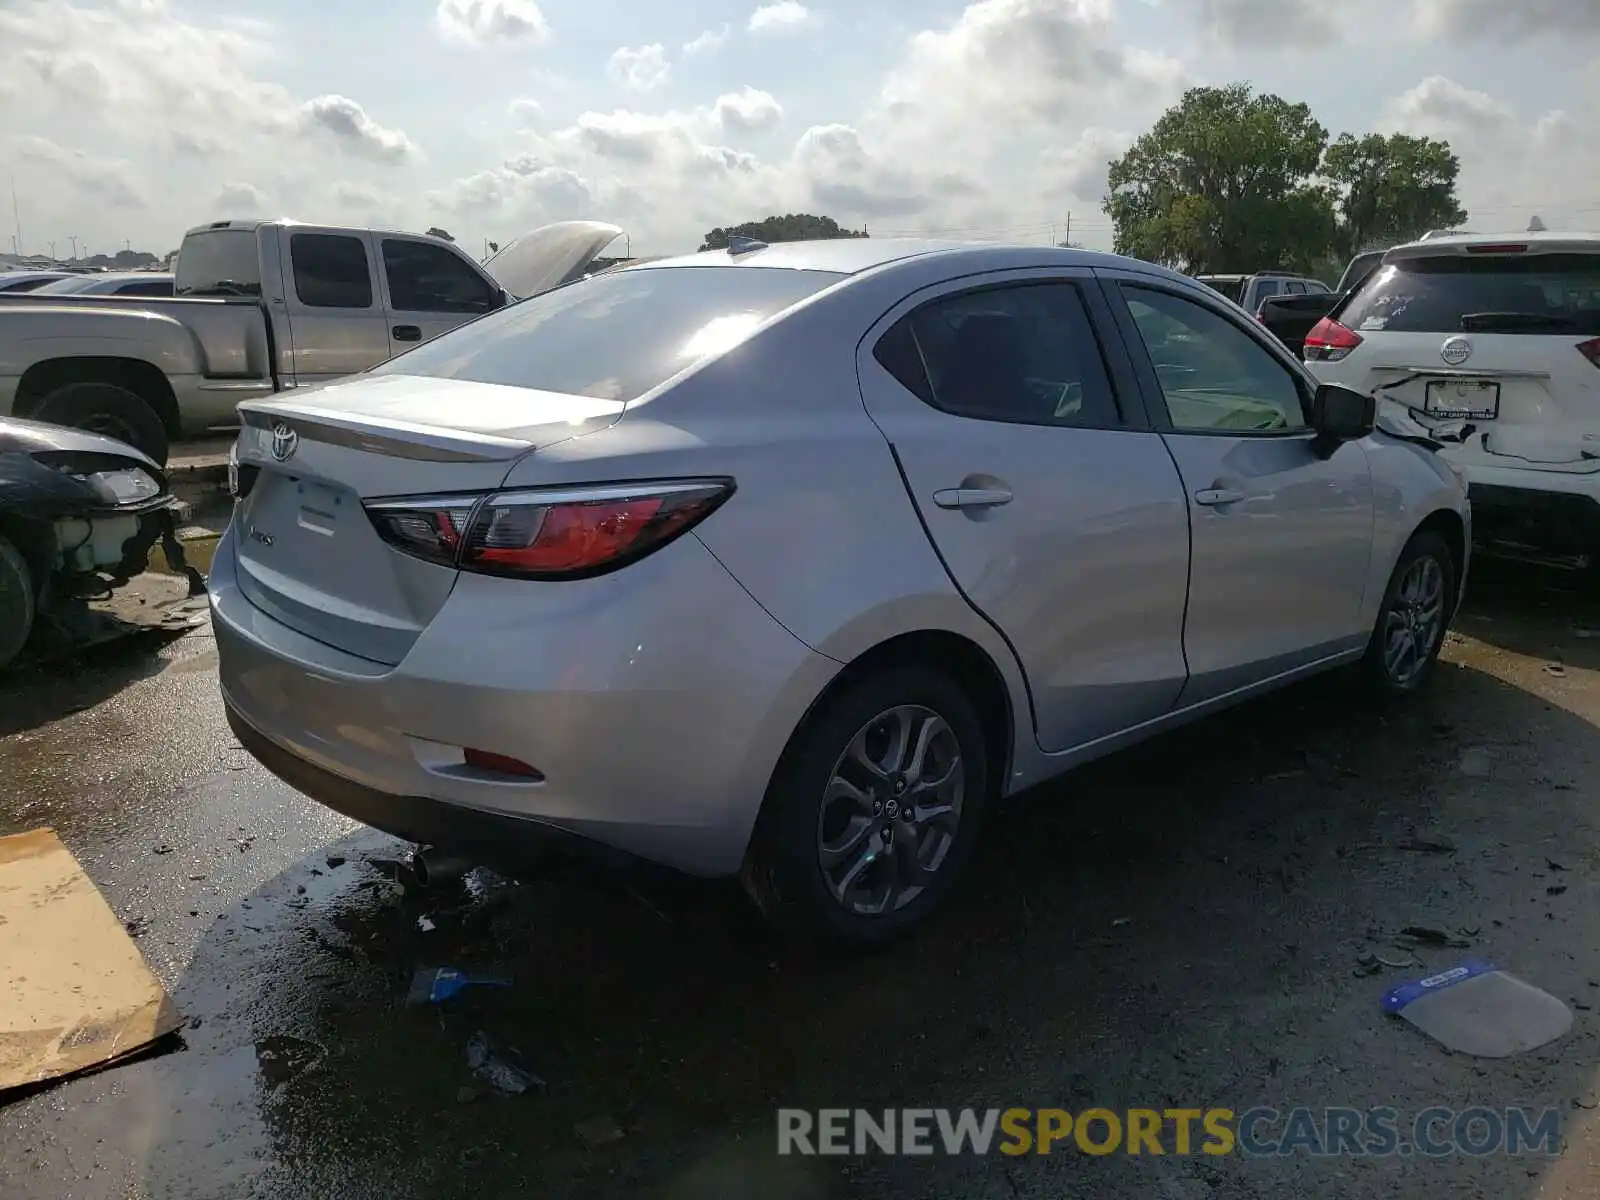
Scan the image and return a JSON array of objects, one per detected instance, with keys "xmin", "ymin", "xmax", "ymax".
[
  {"xmin": 1383, "ymin": 960, "xmax": 1572, "ymax": 1057},
  {"xmin": 406, "ymin": 966, "xmax": 511, "ymax": 1006}
]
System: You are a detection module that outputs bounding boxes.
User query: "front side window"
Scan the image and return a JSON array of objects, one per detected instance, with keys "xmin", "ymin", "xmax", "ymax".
[
  {"xmin": 382, "ymin": 239, "xmax": 497, "ymax": 314},
  {"xmin": 1120, "ymin": 285, "xmax": 1307, "ymax": 433},
  {"xmin": 874, "ymin": 283, "xmax": 1121, "ymax": 427},
  {"xmin": 290, "ymin": 233, "xmax": 373, "ymax": 309}
]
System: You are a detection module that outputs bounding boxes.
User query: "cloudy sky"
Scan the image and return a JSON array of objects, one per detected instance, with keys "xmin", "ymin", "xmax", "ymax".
[{"xmin": 0, "ymin": 0, "xmax": 1593, "ymax": 259}]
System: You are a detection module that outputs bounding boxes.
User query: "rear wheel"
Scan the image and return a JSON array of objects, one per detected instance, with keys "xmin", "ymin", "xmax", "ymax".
[
  {"xmin": 34, "ymin": 382, "xmax": 169, "ymax": 466},
  {"xmin": 0, "ymin": 536, "xmax": 36, "ymax": 670},
  {"xmin": 742, "ymin": 666, "xmax": 990, "ymax": 944},
  {"xmin": 1362, "ymin": 530, "xmax": 1456, "ymax": 695}
]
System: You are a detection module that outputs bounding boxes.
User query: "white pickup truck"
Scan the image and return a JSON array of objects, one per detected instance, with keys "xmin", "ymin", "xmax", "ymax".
[{"xmin": 0, "ymin": 218, "xmax": 625, "ymax": 464}]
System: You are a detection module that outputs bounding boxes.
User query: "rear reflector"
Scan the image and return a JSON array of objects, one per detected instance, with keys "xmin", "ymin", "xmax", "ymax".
[
  {"xmin": 462, "ymin": 748, "xmax": 544, "ymax": 779},
  {"xmin": 1464, "ymin": 243, "xmax": 1528, "ymax": 255},
  {"xmin": 1303, "ymin": 317, "xmax": 1364, "ymax": 363},
  {"xmin": 366, "ymin": 478, "xmax": 734, "ymax": 580},
  {"xmin": 1579, "ymin": 338, "xmax": 1600, "ymax": 369}
]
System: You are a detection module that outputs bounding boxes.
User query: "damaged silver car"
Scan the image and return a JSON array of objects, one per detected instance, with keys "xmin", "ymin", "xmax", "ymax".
[{"xmin": 0, "ymin": 416, "xmax": 195, "ymax": 668}]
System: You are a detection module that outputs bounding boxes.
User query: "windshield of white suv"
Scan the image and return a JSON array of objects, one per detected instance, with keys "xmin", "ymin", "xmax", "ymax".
[{"xmin": 1339, "ymin": 252, "xmax": 1600, "ymax": 336}]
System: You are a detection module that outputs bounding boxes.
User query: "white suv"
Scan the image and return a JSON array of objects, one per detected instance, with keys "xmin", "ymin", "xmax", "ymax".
[{"xmin": 1304, "ymin": 232, "xmax": 1600, "ymax": 569}]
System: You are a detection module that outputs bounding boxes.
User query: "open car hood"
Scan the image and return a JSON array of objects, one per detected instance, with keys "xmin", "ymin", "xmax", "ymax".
[{"xmin": 482, "ymin": 220, "xmax": 625, "ymax": 300}]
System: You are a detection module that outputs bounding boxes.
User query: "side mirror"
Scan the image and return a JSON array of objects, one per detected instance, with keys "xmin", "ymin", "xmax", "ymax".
[{"xmin": 1310, "ymin": 383, "xmax": 1376, "ymax": 444}]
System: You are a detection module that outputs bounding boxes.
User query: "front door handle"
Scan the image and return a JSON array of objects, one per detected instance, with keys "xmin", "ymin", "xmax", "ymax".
[
  {"xmin": 1194, "ymin": 487, "xmax": 1246, "ymax": 507},
  {"xmin": 392, "ymin": 324, "xmax": 422, "ymax": 342},
  {"xmin": 933, "ymin": 486, "xmax": 1013, "ymax": 510}
]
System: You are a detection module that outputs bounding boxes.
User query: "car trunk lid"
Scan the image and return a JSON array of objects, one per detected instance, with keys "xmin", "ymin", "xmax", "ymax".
[{"xmin": 232, "ymin": 374, "xmax": 624, "ymax": 664}]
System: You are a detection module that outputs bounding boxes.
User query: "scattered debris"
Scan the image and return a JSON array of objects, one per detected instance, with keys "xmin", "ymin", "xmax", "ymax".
[
  {"xmin": 1548, "ymin": 885, "xmax": 1568, "ymax": 896},
  {"xmin": 255, "ymin": 1035, "xmax": 324, "ymax": 1089},
  {"xmin": 1383, "ymin": 961, "xmax": 1573, "ymax": 1058},
  {"xmin": 235, "ymin": 838, "xmax": 253, "ymax": 853},
  {"xmin": 1545, "ymin": 663, "xmax": 1568, "ymax": 678},
  {"xmin": 465, "ymin": 1030, "xmax": 544, "ymax": 1095},
  {"xmin": 1111, "ymin": 917, "xmax": 1132, "ymax": 928},
  {"xmin": 417, "ymin": 915, "xmax": 436, "ymax": 933},
  {"xmin": 1457, "ymin": 747, "xmax": 1493, "ymax": 779},
  {"xmin": 123, "ymin": 916, "xmax": 151, "ymax": 939},
  {"xmin": 151, "ymin": 844, "xmax": 174, "ymax": 856},
  {"xmin": 1398, "ymin": 925, "xmax": 1474, "ymax": 949},
  {"xmin": 1573, "ymin": 625, "xmax": 1600, "ymax": 640},
  {"xmin": 325, "ymin": 854, "xmax": 347, "ymax": 869},
  {"xmin": 1574, "ymin": 1097, "xmax": 1598, "ymax": 1110},
  {"xmin": 1397, "ymin": 835, "xmax": 1456, "ymax": 854},
  {"xmin": 1547, "ymin": 859, "xmax": 1570, "ymax": 872},
  {"xmin": 575, "ymin": 1115, "xmax": 625, "ymax": 1147},
  {"xmin": 188, "ymin": 873, "xmax": 206, "ymax": 881},
  {"xmin": 406, "ymin": 966, "xmax": 511, "ymax": 1006}
]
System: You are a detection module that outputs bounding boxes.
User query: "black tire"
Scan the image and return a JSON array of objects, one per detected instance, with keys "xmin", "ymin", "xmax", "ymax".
[
  {"xmin": 741, "ymin": 665, "xmax": 991, "ymax": 945},
  {"xmin": 0, "ymin": 536, "xmax": 36, "ymax": 670},
  {"xmin": 34, "ymin": 381, "xmax": 169, "ymax": 466},
  {"xmin": 1361, "ymin": 529, "xmax": 1456, "ymax": 695}
]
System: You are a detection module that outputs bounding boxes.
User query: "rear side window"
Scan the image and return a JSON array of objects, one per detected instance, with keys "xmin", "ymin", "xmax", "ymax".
[
  {"xmin": 1340, "ymin": 253, "xmax": 1600, "ymax": 336},
  {"xmin": 1202, "ymin": 278, "xmax": 1245, "ymax": 303},
  {"xmin": 1285, "ymin": 281, "xmax": 1306, "ymax": 295},
  {"xmin": 118, "ymin": 279, "xmax": 173, "ymax": 297},
  {"xmin": 174, "ymin": 230, "xmax": 262, "ymax": 297},
  {"xmin": 373, "ymin": 265, "xmax": 841, "ymax": 401},
  {"xmin": 382, "ymin": 239, "xmax": 497, "ymax": 314},
  {"xmin": 291, "ymin": 234, "xmax": 373, "ymax": 309},
  {"xmin": 874, "ymin": 283, "xmax": 1121, "ymax": 427},
  {"xmin": 1254, "ymin": 279, "xmax": 1283, "ymax": 301}
]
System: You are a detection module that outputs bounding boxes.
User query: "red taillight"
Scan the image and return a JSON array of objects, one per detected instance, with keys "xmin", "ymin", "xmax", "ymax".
[
  {"xmin": 366, "ymin": 479, "xmax": 733, "ymax": 579},
  {"xmin": 463, "ymin": 748, "xmax": 544, "ymax": 779},
  {"xmin": 1303, "ymin": 317, "xmax": 1364, "ymax": 363},
  {"xmin": 1579, "ymin": 338, "xmax": 1600, "ymax": 369}
]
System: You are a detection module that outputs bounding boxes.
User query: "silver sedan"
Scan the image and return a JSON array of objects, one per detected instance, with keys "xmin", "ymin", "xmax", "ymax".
[{"xmin": 213, "ymin": 238, "xmax": 1470, "ymax": 943}]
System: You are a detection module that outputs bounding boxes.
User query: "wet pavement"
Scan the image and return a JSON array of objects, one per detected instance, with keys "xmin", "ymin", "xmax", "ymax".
[{"xmin": 4, "ymin": 562, "xmax": 1600, "ymax": 1198}]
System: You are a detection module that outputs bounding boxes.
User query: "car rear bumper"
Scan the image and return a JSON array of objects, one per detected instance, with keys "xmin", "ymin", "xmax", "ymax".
[
  {"xmin": 1465, "ymin": 472, "xmax": 1600, "ymax": 568},
  {"xmin": 211, "ymin": 527, "xmax": 841, "ymax": 876}
]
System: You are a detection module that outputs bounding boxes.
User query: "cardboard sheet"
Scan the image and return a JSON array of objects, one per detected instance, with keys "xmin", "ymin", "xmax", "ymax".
[{"xmin": 0, "ymin": 827, "xmax": 180, "ymax": 1094}]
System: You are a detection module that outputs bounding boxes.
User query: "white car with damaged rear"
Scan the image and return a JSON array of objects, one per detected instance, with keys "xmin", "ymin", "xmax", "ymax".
[
  {"xmin": 214, "ymin": 238, "xmax": 1469, "ymax": 943},
  {"xmin": 1303, "ymin": 231, "xmax": 1600, "ymax": 569}
]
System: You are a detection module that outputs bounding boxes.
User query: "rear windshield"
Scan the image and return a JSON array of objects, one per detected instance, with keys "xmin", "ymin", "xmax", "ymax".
[
  {"xmin": 1339, "ymin": 253, "xmax": 1600, "ymax": 336},
  {"xmin": 374, "ymin": 265, "xmax": 843, "ymax": 401},
  {"xmin": 174, "ymin": 229, "xmax": 262, "ymax": 297},
  {"xmin": 1200, "ymin": 277, "xmax": 1245, "ymax": 303}
]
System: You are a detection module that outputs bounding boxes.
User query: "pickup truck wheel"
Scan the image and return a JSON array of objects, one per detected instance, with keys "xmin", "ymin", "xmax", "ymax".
[
  {"xmin": 34, "ymin": 382, "xmax": 169, "ymax": 466},
  {"xmin": 0, "ymin": 536, "xmax": 36, "ymax": 670}
]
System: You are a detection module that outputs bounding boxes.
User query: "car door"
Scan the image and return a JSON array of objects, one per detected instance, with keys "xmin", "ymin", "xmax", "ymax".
[
  {"xmin": 857, "ymin": 270, "xmax": 1192, "ymax": 754},
  {"xmin": 282, "ymin": 229, "xmax": 392, "ymax": 384},
  {"xmin": 378, "ymin": 236, "xmax": 501, "ymax": 356},
  {"xmin": 1099, "ymin": 273, "xmax": 1375, "ymax": 705}
]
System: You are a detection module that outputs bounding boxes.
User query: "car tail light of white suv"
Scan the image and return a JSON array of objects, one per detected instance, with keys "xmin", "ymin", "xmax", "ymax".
[{"xmin": 1303, "ymin": 317, "xmax": 1364, "ymax": 363}]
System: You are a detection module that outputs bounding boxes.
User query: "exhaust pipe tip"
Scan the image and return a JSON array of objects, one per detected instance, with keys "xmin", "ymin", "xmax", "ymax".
[{"xmin": 408, "ymin": 847, "xmax": 474, "ymax": 890}]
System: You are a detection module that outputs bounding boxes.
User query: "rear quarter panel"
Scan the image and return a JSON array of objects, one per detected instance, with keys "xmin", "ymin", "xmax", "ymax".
[{"xmin": 494, "ymin": 263, "xmax": 1039, "ymax": 786}]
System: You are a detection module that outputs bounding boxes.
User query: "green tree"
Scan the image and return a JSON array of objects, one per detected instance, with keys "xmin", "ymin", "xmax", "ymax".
[
  {"xmin": 700, "ymin": 213, "xmax": 868, "ymax": 251},
  {"xmin": 1103, "ymin": 84, "xmax": 1336, "ymax": 274},
  {"xmin": 1322, "ymin": 132, "xmax": 1468, "ymax": 257}
]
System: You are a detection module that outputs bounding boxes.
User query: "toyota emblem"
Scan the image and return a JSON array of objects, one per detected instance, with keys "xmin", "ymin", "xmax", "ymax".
[
  {"xmin": 1440, "ymin": 336, "xmax": 1473, "ymax": 367},
  {"xmin": 269, "ymin": 422, "xmax": 298, "ymax": 462}
]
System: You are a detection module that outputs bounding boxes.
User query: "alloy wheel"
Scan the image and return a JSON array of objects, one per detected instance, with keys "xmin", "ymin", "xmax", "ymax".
[
  {"xmin": 1382, "ymin": 553, "xmax": 1446, "ymax": 687},
  {"xmin": 816, "ymin": 703, "xmax": 966, "ymax": 917}
]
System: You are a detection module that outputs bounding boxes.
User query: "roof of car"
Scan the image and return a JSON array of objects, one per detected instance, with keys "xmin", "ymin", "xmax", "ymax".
[
  {"xmin": 628, "ymin": 238, "xmax": 1191, "ymax": 282},
  {"xmin": 1388, "ymin": 230, "xmax": 1600, "ymax": 257}
]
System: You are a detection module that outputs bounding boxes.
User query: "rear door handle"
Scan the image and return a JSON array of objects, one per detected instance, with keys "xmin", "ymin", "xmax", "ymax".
[
  {"xmin": 392, "ymin": 325, "xmax": 422, "ymax": 342},
  {"xmin": 1194, "ymin": 488, "xmax": 1246, "ymax": 506},
  {"xmin": 933, "ymin": 486, "xmax": 1013, "ymax": 510}
]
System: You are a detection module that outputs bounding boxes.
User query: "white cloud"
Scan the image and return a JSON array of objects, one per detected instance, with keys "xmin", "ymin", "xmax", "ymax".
[
  {"xmin": 212, "ymin": 181, "xmax": 267, "ymax": 212},
  {"xmin": 9, "ymin": 135, "xmax": 147, "ymax": 212},
  {"xmin": 748, "ymin": 1, "xmax": 813, "ymax": 34},
  {"xmin": 607, "ymin": 44, "xmax": 671, "ymax": 92},
  {"xmin": 301, "ymin": 94, "xmax": 416, "ymax": 162},
  {"xmin": 508, "ymin": 97, "xmax": 544, "ymax": 127},
  {"xmin": 713, "ymin": 87, "xmax": 783, "ymax": 135},
  {"xmin": 683, "ymin": 25, "xmax": 731, "ymax": 54},
  {"xmin": 435, "ymin": 0, "xmax": 550, "ymax": 46}
]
